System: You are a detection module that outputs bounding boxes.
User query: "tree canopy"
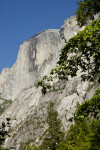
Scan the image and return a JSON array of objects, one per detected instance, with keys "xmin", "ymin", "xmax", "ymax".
[
  {"xmin": 37, "ymin": 19, "xmax": 100, "ymax": 94},
  {"xmin": 57, "ymin": 89, "xmax": 100, "ymax": 150},
  {"xmin": 40, "ymin": 102, "xmax": 64, "ymax": 150},
  {"xmin": 75, "ymin": 0, "xmax": 100, "ymax": 26}
]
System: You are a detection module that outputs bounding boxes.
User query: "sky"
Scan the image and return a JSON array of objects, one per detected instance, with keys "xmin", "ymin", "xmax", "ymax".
[{"xmin": 0, "ymin": 0, "xmax": 78, "ymax": 73}]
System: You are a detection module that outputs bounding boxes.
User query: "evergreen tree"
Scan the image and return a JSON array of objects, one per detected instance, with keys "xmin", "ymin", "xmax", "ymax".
[
  {"xmin": 66, "ymin": 119, "xmax": 93, "ymax": 150},
  {"xmin": 40, "ymin": 102, "xmax": 64, "ymax": 150},
  {"xmin": 0, "ymin": 118, "xmax": 10, "ymax": 150},
  {"xmin": 90, "ymin": 119, "xmax": 100, "ymax": 150}
]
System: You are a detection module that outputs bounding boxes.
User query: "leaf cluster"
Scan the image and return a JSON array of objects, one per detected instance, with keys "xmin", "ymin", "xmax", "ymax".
[
  {"xmin": 57, "ymin": 89, "xmax": 100, "ymax": 150},
  {"xmin": 36, "ymin": 76, "xmax": 53, "ymax": 95},
  {"xmin": 51, "ymin": 19, "xmax": 100, "ymax": 82},
  {"xmin": 37, "ymin": 19, "xmax": 100, "ymax": 95},
  {"xmin": 74, "ymin": 89, "xmax": 100, "ymax": 121},
  {"xmin": 0, "ymin": 118, "xmax": 11, "ymax": 149},
  {"xmin": 75, "ymin": 0, "xmax": 100, "ymax": 26}
]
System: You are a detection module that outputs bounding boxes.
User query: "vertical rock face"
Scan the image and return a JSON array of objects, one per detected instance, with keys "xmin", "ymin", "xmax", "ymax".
[
  {"xmin": 0, "ymin": 15, "xmax": 99, "ymax": 149},
  {"xmin": 0, "ymin": 16, "xmax": 86, "ymax": 100},
  {"xmin": 0, "ymin": 29, "xmax": 65, "ymax": 100}
]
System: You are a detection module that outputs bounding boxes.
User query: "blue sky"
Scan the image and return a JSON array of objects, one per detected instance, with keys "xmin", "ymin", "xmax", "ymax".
[{"xmin": 0, "ymin": 0, "xmax": 78, "ymax": 73}]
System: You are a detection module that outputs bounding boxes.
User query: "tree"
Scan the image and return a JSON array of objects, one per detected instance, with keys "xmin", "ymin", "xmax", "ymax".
[
  {"xmin": 90, "ymin": 119, "xmax": 100, "ymax": 150},
  {"xmin": 0, "ymin": 118, "xmax": 10, "ymax": 150},
  {"xmin": 74, "ymin": 89, "xmax": 100, "ymax": 120},
  {"xmin": 65, "ymin": 89, "xmax": 100, "ymax": 150},
  {"xmin": 38, "ymin": 19, "xmax": 100, "ymax": 95},
  {"xmin": 65, "ymin": 119, "xmax": 93, "ymax": 150},
  {"xmin": 75, "ymin": 0, "xmax": 100, "ymax": 26},
  {"xmin": 40, "ymin": 102, "xmax": 64, "ymax": 150},
  {"xmin": 51, "ymin": 19, "xmax": 100, "ymax": 82},
  {"xmin": 57, "ymin": 142, "xmax": 68, "ymax": 150},
  {"xmin": 57, "ymin": 89, "xmax": 100, "ymax": 150}
]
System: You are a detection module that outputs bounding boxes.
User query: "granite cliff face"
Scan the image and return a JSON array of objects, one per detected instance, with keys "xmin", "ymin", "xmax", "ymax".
[
  {"xmin": 0, "ymin": 15, "xmax": 99, "ymax": 149},
  {"xmin": 0, "ymin": 29, "xmax": 65, "ymax": 100},
  {"xmin": 0, "ymin": 16, "xmax": 86, "ymax": 101}
]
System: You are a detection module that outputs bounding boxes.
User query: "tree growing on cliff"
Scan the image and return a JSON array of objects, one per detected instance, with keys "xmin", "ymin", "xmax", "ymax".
[
  {"xmin": 57, "ymin": 89, "xmax": 100, "ymax": 150},
  {"xmin": 38, "ymin": 18, "xmax": 100, "ymax": 95},
  {"xmin": 40, "ymin": 102, "xmax": 64, "ymax": 150}
]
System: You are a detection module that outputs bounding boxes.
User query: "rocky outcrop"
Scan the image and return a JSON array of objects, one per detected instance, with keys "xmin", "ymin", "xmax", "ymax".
[
  {"xmin": 0, "ymin": 29, "xmax": 65, "ymax": 100},
  {"xmin": 0, "ymin": 15, "xmax": 100, "ymax": 149},
  {"xmin": 0, "ymin": 16, "xmax": 86, "ymax": 101}
]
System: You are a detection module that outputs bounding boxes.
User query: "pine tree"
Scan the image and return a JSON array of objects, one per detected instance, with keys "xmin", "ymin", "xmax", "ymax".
[
  {"xmin": 0, "ymin": 118, "xmax": 10, "ymax": 150},
  {"xmin": 40, "ymin": 102, "xmax": 64, "ymax": 150}
]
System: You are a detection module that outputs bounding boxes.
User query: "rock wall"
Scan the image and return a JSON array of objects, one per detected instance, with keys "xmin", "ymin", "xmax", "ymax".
[
  {"xmin": 0, "ymin": 15, "xmax": 100, "ymax": 149},
  {"xmin": 0, "ymin": 29, "xmax": 65, "ymax": 100},
  {"xmin": 0, "ymin": 15, "xmax": 86, "ymax": 100}
]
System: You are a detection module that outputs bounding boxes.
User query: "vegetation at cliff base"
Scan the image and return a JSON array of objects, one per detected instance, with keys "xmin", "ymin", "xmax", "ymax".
[
  {"xmin": 57, "ymin": 89, "xmax": 100, "ymax": 150},
  {"xmin": 25, "ymin": 89, "xmax": 100, "ymax": 150},
  {"xmin": 39, "ymin": 102, "xmax": 64, "ymax": 150}
]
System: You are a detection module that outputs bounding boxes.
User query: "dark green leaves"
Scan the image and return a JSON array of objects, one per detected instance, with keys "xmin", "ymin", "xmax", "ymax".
[
  {"xmin": 40, "ymin": 102, "xmax": 64, "ymax": 150},
  {"xmin": 55, "ymin": 19, "xmax": 100, "ymax": 82},
  {"xmin": 37, "ymin": 19, "xmax": 100, "ymax": 94},
  {"xmin": 75, "ymin": 0, "xmax": 100, "ymax": 26}
]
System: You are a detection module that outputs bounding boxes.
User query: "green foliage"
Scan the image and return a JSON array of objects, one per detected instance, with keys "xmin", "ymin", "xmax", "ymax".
[
  {"xmin": 36, "ymin": 76, "xmax": 52, "ymax": 95},
  {"xmin": 90, "ymin": 119, "xmax": 100, "ymax": 149},
  {"xmin": 66, "ymin": 119, "xmax": 93, "ymax": 150},
  {"xmin": 0, "ymin": 99, "xmax": 12, "ymax": 116},
  {"xmin": 75, "ymin": 0, "xmax": 100, "ymax": 26},
  {"xmin": 64, "ymin": 118, "xmax": 100, "ymax": 150},
  {"xmin": 26, "ymin": 145, "xmax": 39, "ymax": 150},
  {"xmin": 37, "ymin": 19, "xmax": 100, "ymax": 94},
  {"xmin": 60, "ymin": 89, "xmax": 100, "ymax": 150},
  {"xmin": 57, "ymin": 142, "xmax": 68, "ymax": 150},
  {"xmin": 26, "ymin": 145, "xmax": 32, "ymax": 150},
  {"xmin": 32, "ymin": 145, "xmax": 39, "ymax": 150},
  {"xmin": 0, "ymin": 118, "xmax": 11, "ymax": 150},
  {"xmin": 40, "ymin": 102, "xmax": 64, "ymax": 150},
  {"xmin": 74, "ymin": 89, "xmax": 100, "ymax": 121},
  {"xmin": 0, "ymin": 146, "xmax": 6, "ymax": 150},
  {"xmin": 52, "ymin": 19, "xmax": 100, "ymax": 82}
]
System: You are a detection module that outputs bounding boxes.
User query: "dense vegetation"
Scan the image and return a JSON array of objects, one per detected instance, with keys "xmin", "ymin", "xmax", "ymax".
[
  {"xmin": 57, "ymin": 89, "xmax": 100, "ymax": 150},
  {"xmin": 37, "ymin": 18, "xmax": 100, "ymax": 95},
  {"xmin": 25, "ymin": 89, "xmax": 100, "ymax": 150},
  {"xmin": 39, "ymin": 102, "xmax": 64, "ymax": 150},
  {"xmin": 0, "ymin": 118, "xmax": 10, "ymax": 150},
  {"xmin": 75, "ymin": 0, "xmax": 100, "ymax": 26}
]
